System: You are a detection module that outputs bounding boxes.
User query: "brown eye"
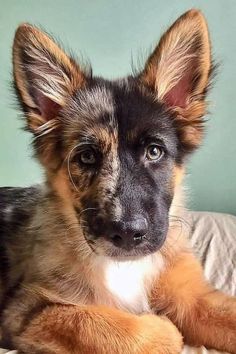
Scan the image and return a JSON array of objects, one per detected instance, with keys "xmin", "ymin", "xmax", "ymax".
[
  {"xmin": 78, "ymin": 148, "xmax": 97, "ymax": 165},
  {"xmin": 146, "ymin": 144, "xmax": 163, "ymax": 161}
]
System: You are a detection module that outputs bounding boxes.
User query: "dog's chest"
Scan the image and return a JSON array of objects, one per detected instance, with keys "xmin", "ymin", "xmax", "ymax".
[{"xmin": 93, "ymin": 255, "xmax": 165, "ymax": 314}]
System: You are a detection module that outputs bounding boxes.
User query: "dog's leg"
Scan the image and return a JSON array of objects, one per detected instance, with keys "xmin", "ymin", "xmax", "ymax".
[
  {"xmin": 151, "ymin": 253, "xmax": 236, "ymax": 353},
  {"xmin": 7, "ymin": 302, "xmax": 182, "ymax": 354}
]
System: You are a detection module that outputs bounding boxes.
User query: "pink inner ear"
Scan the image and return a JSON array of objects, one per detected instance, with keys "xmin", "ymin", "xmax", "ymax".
[
  {"xmin": 163, "ymin": 70, "xmax": 193, "ymax": 108},
  {"xmin": 37, "ymin": 93, "xmax": 61, "ymax": 120}
]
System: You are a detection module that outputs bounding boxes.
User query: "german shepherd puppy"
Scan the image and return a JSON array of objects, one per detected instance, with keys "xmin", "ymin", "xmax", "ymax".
[{"xmin": 0, "ymin": 9, "xmax": 235, "ymax": 354}]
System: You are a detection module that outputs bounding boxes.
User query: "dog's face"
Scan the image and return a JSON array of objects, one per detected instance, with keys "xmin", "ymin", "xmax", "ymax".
[
  {"xmin": 13, "ymin": 10, "xmax": 212, "ymax": 258},
  {"xmin": 59, "ymin": 80, "xmax": 179, "ymax": 258}
]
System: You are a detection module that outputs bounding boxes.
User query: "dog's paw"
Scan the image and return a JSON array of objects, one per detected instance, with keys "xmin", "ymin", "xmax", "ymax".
[{"xmin": 137, "ymin": 314, "xmax": 183, "ymax": 354}]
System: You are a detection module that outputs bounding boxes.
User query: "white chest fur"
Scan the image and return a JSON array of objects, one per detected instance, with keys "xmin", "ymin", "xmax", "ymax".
[{"xmin": 93, "ymin": 254, "xmax": 165, "ymax": 314}]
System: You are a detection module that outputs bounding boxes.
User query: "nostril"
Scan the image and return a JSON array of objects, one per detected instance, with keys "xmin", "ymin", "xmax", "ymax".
[
  {"xmin": 133, "ymin": 233, "xmax": 146, "ymax": 245},
  {"xmin": 111, "ymin": 234, "xmax": 123, "ymax": 247}
]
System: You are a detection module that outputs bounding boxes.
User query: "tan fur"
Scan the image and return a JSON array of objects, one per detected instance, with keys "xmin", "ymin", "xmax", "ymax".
[
  {"xmin": 15, "ymin": 305, "xmax": 182, "ymax": 354},
  {"xmin": 151, "ymin": 253, "xmax": 236, "ymax": 353}
]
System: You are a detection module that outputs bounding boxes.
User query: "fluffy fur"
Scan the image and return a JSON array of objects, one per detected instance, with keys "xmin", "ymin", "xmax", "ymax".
[{"xmin": 0, "ymin": 9, "xmax": 235, "ymax": 354}]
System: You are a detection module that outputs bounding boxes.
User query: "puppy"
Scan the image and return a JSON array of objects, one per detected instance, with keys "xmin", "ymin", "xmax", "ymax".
[{"xmin": 0, "ymin": 9, "xmax": 235, "ymax": 354}]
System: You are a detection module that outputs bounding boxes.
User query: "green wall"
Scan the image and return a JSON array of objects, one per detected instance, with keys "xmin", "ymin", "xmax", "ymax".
[{"xmin": 0, "ymin": 0, "xmax": 235, "ymax": 214}]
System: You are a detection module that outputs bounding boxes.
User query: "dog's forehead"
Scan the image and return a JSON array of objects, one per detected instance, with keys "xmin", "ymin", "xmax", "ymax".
[
  {"xmin": 111, "ymin": 80, "xmax": 172, "ymax": 139},
  {"xmin": 66, "ymin": 78, "xmax": 174, "ymax": 147},
  {"xmin": 72, "ymin": 85, "xmax": 115, "ymax": 122},
  {"xmin": 64, "ymin": 84, "xmax": 116, "ymax": 145}
]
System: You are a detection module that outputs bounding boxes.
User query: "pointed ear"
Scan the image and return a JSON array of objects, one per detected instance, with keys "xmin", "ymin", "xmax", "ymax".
[
  {"xmin": 13, "ymin": 23, "xmax": 87, "ymax": 133},
  {"xmin": 140, "ymin": 9, "xmax": 213, "ymax": 151}
]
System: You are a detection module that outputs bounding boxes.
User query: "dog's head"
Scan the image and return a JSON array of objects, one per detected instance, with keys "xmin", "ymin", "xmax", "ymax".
[{"xmin": 13, "ymin": 9, "xmax": 213, "ymax": 259}]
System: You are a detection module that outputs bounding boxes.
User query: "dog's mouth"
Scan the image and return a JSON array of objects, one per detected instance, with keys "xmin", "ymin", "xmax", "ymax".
[
  {"xmin": 99, "ymin": 240, "xmax": 164, "ymax": 259},
  {"xmin": 82, "ymin": 228, "xmax": 166, "ymax": 259}
]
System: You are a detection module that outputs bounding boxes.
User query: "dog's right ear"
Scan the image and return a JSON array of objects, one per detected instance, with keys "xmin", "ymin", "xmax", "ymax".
[
  {"xmin": 13, "ymin": 24, "xmax": 86, "ymax": 134},
  {"xmin": 140, "ymin": 10, "xmax": 212, "ymax": 153}
]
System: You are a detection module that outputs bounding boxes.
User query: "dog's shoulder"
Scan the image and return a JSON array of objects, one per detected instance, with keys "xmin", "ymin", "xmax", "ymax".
[
  {"xmin": 0, "ymin": 185, "xmax": 41, "ymax": 237},
  {"xmin": 0, "ymin": 186, "xmax": 43, "ymax": 302}
]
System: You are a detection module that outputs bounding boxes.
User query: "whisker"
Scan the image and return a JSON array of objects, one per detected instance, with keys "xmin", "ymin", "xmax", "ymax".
[
  {"xmin": 77, "ymin": 207, "xmax": 98, "ymax": 218},
  {"xmin": 169, "ymin": 214, "xmax": 191, "ymax": 229},
  {"xmin": 65, "ymin": 145, "xmax": 80, "ymax": 192}
]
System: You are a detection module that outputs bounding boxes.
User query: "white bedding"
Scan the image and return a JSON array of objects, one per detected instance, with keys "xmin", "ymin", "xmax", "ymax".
[
  {"xmin": 188, "ymin": 211, "xmax": 236, "ymax": 296},
  {"xmin": 1, "ymin": 211, "xmax": 235, "ymax": 354},
  {"xmin": 184, "ymin": 211, "xmax": 236, "ymax": 354}
]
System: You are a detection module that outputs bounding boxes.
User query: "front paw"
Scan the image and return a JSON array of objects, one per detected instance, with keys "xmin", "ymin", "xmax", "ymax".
[{"xmin": 137, "ymin": 314, "xmax": 183, "ymax": 354}]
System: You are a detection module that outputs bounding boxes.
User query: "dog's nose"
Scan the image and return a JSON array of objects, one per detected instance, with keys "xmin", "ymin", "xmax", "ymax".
[{"xmin": 107, "ymin": 217, "xmax": 148, "ymax": 249}]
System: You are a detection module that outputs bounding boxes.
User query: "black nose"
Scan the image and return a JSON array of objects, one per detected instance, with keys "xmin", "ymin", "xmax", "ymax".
[{"xmin": 107, "ymin": 217, "xmax": 148, "ymax": 249}]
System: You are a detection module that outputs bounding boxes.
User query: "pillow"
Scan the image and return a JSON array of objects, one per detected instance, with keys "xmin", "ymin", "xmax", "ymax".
[
  {"xmin": 187, "ymin": 211, "xmax": 236, "ymax": 296},
  {"xmin": 183, "ymin": 211, "xmax": 236, "ymax": 354}
]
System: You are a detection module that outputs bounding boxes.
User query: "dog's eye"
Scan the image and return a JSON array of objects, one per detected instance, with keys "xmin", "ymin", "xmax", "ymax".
[
  {"xmin": 146, "ymin": 144, "xmax": 163, "ymax": 161},
  {"xmin": 78, "ymin": 148, "xmax": 97, "ymax": 166}
]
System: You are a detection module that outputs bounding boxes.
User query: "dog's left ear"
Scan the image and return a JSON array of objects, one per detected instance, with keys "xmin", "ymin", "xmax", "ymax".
[
  {"xmin": 13, "ymin": 24, "xmax": 86, "ymax": 132},
  {"xmin": 13, "ymin": 24, "xmax": 87, "ymax": 169},
  {"xmin": 140, "ymin": 9, "xmax": 213, "ymax": 151}
]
